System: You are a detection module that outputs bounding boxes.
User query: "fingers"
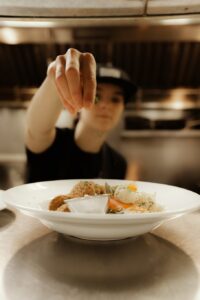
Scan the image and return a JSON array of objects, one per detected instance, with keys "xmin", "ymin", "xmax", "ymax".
[
  {"xmin": 47, "ymin": 48, "xmax": 96, "ymax": 114},
  {"xmin": 81, "ymin": 52, "xmax": 97, "ymax": 108},
  {"xmin": 65, "ymin": 49, "xmax": 83, "ymax": 109},
  {"xmin": 55, "ymin": 55, "xmax": 76, "ymax": 114}
]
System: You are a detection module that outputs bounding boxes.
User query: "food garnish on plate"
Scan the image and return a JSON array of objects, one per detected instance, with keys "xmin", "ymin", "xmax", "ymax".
[{"xmin": 49, "ymin": 180, "xmax": 162, "ymax": 214}]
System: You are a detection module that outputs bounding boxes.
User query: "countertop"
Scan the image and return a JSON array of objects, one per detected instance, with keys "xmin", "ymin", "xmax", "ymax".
[{"xmin": 0, "ymin": 208, "xmax": 200, "ymax": 300}]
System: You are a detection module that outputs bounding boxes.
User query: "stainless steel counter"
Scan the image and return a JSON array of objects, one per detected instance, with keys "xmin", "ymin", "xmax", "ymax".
[{"xmin": 0, "ymin": 208, "xmax": 200, "ymax": 300}]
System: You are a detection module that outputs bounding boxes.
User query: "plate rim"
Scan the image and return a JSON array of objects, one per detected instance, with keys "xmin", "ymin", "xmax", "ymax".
[
  {"xmin": 0, "ymin": 189, "xmax": 6, "ymax": 210},
  {"xmin": 3, "ymin": 179, "xmax": 200, "ymax": 221}
]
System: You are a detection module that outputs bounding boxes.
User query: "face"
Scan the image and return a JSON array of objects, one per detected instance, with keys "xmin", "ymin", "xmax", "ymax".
[{"xmin": 80, "ymin": 83, "xmax": 125, "ymax": 132}]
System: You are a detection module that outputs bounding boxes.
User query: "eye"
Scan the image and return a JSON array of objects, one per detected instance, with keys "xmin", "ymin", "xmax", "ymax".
[
  {"xmin": 111, "ymin": 96, "xmax": 124, "ymax": 104},
  {"xmin": 94, "ymin": 92, "xmax": 100, "ymax": 104}
]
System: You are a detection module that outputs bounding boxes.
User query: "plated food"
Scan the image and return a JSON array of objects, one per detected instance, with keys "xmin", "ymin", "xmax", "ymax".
[
  {"xmin": 49, "ymin": 180, "xmax": 162, "ymax": 214},
  {"xmin": 3, "ymin": 179, "xmax": 200, "ymax": 240}
]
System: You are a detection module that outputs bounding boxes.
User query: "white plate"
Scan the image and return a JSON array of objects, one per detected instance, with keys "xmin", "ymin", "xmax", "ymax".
[
  {"xmin": 0, "ymin": 190, "xmax": 6, "ymax": 210},
  {"xmin": 3, "ymin": 179, "xmax": 200, "ymax": 240}
]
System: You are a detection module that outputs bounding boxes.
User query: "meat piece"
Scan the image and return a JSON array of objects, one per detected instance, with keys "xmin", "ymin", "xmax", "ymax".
[
  {"xmin": 57, "ymin": 203, "xmax": 70, "ymax": 212},
  {"xmin": 49, "ymin": 194, "xmax": 72, "ymax": 211},
  {"xmin": 70, "ymin": 181, "xmax": 105, "ymax": 197},
  {"xmin": 49, "ymin": 181, "xmax": 105, "ymax": 211}
]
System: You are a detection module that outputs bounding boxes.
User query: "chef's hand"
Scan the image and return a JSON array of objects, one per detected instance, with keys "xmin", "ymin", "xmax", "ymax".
[{"xmin": 47, "ymin": 48, "xmax": 96, "ymax": 114}]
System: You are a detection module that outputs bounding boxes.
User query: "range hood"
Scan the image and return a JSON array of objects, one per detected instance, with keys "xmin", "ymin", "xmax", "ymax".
[
  {"xmin": 0, "ymin": 1, "xmax": 200, "ymax": 108},
  {"xmin": 0, "ymin": 24, "xmax": 200, "ymax": 102},
  {"xmin": 0, "ymin": 0, "xmax": 200, "ymax": 17}
]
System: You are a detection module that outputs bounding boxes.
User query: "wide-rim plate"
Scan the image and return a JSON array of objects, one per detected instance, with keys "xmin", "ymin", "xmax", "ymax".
[
  {"xmin": 3, "ymin": 179, "xmax": 200, "ymax": 240},
  {"xmin": 0, "ymin": 190, "xmax": 6, "ymax": 210}
]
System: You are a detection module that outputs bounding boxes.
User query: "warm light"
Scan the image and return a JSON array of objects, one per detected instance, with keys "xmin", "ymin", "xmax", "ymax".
[
  {"xmin": 0, "ymin": 28, "xmax": 19, "ymax": 44},
  {"xmin": 0, "ymin": 20, "xmax": 57, "ymax": 28},
  {"xmin": 170, "ymin": 99, "xmax": 186, "ymax": 109},
  {"xmin": 165, "ymin": 89, "xmax": 194, "ymax": 109},
  {"xmin": 160, "ymin": 18, "xmax": 192, "ymax": 26}
]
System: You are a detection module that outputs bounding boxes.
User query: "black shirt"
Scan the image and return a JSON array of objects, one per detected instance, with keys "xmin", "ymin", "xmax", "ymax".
[{"xmin": 26, "ymin": 128, "xmax": 127, "ymax": 183}]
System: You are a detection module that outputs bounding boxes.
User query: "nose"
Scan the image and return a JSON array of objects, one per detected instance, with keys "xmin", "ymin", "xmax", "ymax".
[{"xmin": 96, "ymin": 97, "xmax": 111, "ymax": 109}]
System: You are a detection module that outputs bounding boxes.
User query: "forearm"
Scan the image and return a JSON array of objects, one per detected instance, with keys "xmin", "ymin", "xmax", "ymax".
[
  {"xmin": 25, "ymin": 76, "xmax": 63, "ymax": 151},
  {"xmin": 25, "ymin": 49, "xmax": 96, "ymax": 153},
  {"xmin": 125, "ymin": 161, "xmax": 140, "ymax": 181}
]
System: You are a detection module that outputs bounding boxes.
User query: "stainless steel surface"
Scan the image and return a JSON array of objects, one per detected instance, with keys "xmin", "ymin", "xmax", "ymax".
[
  {"xmin": 0, "ymin": 160, "xmax": 25, "ymax": 189},
  {"xmin": 0, "ymin": 209, "xmax": 200, "ymax": 300},
  {"xmin": 1, "ymin": 23, "xmax": 200, "ymax": 43},
  {"xmin": 148, "ymin": 0, "xmax": 200, "ymax": 15},
  {"xmin": 1, "ymin": 15, "xmax": 200, "ymax": 28},
  {"xmin": 4, "ymin": 0, "xmax": 199, "ymax": 19},
  {"xmin": 0, "ymin": 0, "xmax": 200, "ymax": 19},
  {"xmin": 0, "ymin": 0, "xmax": 144, "ymax": 18},
  {"xmin": 121, "ymin": 129, "xmax": 200, "ymax": 138},
  {"xmin": 1, "ymin": 23, "xmax": 200, "ymax": 42},
  {"xmin": 120, "ymin": 132, "xmax": 200, "ymax": 191}
]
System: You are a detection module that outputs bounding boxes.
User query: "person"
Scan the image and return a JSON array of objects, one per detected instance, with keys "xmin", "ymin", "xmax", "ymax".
[{"xmin": 25, "ymin": 48, "xmax": 139, "ymax": 183}]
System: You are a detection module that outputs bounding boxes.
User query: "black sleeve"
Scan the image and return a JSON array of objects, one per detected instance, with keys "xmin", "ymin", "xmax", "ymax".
[
  {"xmin": 111, "ymin": 149, "xmax": 127, "ymax": 179},
  {"xmin": 25, "ymin": 128, "xmax": 72, "ymax": 183},
  {"xmin": 102, "ymin": 144, "xmax": 127, "ymax": 179}
]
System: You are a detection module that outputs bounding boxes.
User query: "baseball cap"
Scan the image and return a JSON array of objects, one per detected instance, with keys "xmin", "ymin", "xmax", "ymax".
[{"xmin": 96, "ymin": 64, "xmax": 138, "ymax": 103}]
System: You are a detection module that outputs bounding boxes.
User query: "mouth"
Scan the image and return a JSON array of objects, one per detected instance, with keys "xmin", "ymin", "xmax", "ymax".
[{"xmin": 96, "ymin": 114, "xmax": 112, "ymax": 120}]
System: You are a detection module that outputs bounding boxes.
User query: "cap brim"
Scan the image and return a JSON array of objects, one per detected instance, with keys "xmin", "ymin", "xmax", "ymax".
[{"xmin": 96, "ymin": 76, "xmax": 138, "ymax": 103}]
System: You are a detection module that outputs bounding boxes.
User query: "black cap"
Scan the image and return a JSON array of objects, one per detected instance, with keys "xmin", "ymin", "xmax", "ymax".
[{"xmin": 96, "ymin": 64, "xmax": 137, "ymax": 103}]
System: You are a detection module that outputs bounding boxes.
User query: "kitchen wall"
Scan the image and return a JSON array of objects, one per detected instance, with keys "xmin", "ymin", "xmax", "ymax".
[
  {"xmin": 0, "ymin": 107, "xmax": 76, "ymax": 189},
  {"xmin": 0, "ymin": 108, "xmax": 26, "ymax": 189},
  {"xmin": 0, "ymin": 108, "xmax": 25, "ymax": 154},
  {"xmin": 0, "ymin": 107, "xmax": 199, "ymax": 193},
  {"xmin": 0, "ymin": 4, "xmax": 200, "ymax": 191},
  {"xmin": 120, "ymin": 135, "xmax": 200, "ymax": 189}
]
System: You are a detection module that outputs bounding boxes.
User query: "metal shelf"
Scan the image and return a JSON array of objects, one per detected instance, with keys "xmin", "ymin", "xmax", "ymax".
[{"xmin": 121, "ymin": 129, "xmax": 200, "ymax": 138}]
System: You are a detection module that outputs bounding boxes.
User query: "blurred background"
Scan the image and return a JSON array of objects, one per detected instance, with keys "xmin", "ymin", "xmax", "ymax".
[{"xmin": 0, "ymin": 0, "xmax": 199, "ymax": 193}]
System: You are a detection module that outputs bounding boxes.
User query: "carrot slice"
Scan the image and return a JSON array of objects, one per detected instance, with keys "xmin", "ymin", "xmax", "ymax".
[
  {"xmin": 108, "ymin": 197, "xmax": 133, "ymax": 210},
  {"xmin": 108, "ymin": 196, "xmax": 147, "ymax": 213}
]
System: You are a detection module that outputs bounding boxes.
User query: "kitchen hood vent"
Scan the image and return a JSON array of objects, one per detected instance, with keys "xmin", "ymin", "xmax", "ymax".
[{"xmin": 0, "ymin": 41, "xmax": 199, "ymax": 92}]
